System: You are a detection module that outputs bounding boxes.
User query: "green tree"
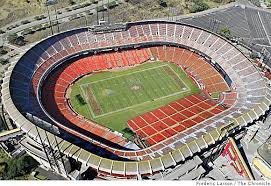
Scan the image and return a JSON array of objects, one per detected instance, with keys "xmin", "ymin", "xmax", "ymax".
[
  {"xmin": 7, "ymin": 33, "xmax": 26, "ymax": 46},
  {"xmin": 0, "ymin": 58, "xmax": 9, "ymax": 65},
  {"xmin": 69, "ymin": 0, "xmax": 76, "ymax": 5},
  {"xmin": 7, "ymin": 33, "xmax": 18, "ymax": 44},
  {"xmin": 21, "ymin": 20, "xmax": 31, "ymax": 25},
  {"xmin": 190, "ymin": 0, "xmax": 210, "ymax": 13},
  {"xmin": 159, "ymin": 0, "xmax": 167, "ymax": 7},
  {"xmin": 219, "ymin": 26, "xmax": 231, "ymax": 38},
  {"xmin": 22, "ymin": 28, "xmax": 34, "ymax": 36},
  {"xmin": 1, "ymin": 155, "xmax": 39, "ymax": 180},
  {"xmin": 250, "ymin": 52, "xmax": 259, "ymax": 59},
  {"xmin": 0, "ymin": 47, "xmax": 8, "ymax": 55}
]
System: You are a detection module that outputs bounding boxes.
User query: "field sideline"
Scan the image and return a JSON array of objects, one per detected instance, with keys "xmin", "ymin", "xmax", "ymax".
[{"xmin": 69, "ymin": 61, "xmax": 200, "ymax": 137}]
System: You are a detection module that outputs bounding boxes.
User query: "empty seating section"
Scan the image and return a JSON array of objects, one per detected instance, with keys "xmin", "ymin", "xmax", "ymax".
[
  {"xmin": 149, "ymin": 46, "xmax": 230, "ymax": 93},
  {"xmin": 219, "ymin": 91, "xmax": 238, "ymax": 107},
  {"xmin": 38, "ymin": 44, "xmax": 231, "ymax": 148},
  {"xmin": 128, "ymin": 94, "xmax": 225, "ymax": 145},
  {"xmin": 3, "ymin": 21, "xmax": 270, "ymax": 173}
]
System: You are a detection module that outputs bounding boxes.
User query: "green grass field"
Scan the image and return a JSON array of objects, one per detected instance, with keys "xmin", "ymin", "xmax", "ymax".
[{"xmin": 69, "ymin": 61, "xmax": 200, "ymax": 137}]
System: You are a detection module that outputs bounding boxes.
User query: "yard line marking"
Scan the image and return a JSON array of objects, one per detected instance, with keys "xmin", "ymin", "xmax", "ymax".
[
  {"xmin": 83, "ymin": 64, "xmax": 169, "ymax": 85},
  {"xmin": 79, "ymin": 64, "xmax": 193, "ymax": 118},
  {"xmin": 167, "ymin": 65, "xmax": 191, "ymax": 92},
  {"xmin": 92, "ymin": 88, "xmax": 191, "ymax": 119},
  {"xmin": 79, "ymin": 84, "xmax": 97, "ymax": 118}
]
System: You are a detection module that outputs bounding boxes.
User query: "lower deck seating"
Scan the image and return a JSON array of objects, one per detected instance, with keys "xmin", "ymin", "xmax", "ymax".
[
  {"xmin": 149, "ymin": 46, "xmax": 230, "ymax": 93},
  {"xmin": 128, "ymin": 93, "xmax": 226, "ymax": 145},
  {"xmin": 42, "ymin": 48, "xmax": 151, "ymax": 148}
]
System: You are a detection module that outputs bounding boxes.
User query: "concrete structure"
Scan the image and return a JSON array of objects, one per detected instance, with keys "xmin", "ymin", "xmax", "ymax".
[
  {"xmin": 1, "ymin": 20, "xmax": 270, "ymax": 179},
  {"xmin": 253, "ymin": 137, "xmax": 271, "ymax": 180}
]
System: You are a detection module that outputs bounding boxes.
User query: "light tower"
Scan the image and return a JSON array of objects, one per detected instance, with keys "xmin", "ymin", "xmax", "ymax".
[{"xmin": 46, "ymin": 0, "xmax": 60, "ymax": 34}]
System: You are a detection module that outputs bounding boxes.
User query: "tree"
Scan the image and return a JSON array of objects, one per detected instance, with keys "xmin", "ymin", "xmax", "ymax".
[
  {"xmin": 190, "ymin": 0, "xmax": 210, "ymax": 13},
  {"xmin": 250, "ymin": 52, "xmax": 259, "ymax": 59},
  {"xmin": 1, "ymin": 155, "xmax": 39, "ymax": 180},
  {"xmin": 7, "ymin": 33, "xmax": 18, "ymax": 44},
  {"xmin": 96, "ymin": 5, "xmax": 107, "ymax": 12},
  {"xmin": 219, "ymin": 26, "xmax": 231, "ymax": 39},
  {"xmin": 0, "ymin": 58, "xmax": 8, "ymax": 65},
  {"xmin": 159, "ymin": 0, "xmax": 167, "ymax": 7},
  {"xmin": 34, "ymin": 15, "xmax": 46, "ymax": 21},
  {"xmin": 0, "ymin": 47, "xmax": 8, "ymax": 55},
  {"xmin": 69, "ymin": 0, "xmax": 76, "ymax": 5},
  {"xmin": 18, "ymin": 156, "xmax": 38, "ymax": 174},
  {"xmin": 7, "ymin": 33, "xmax": 26, "ymax": 46},
  {"xmin": 21, "ymin": 28, "xmax": 34, "ymax": 36},
  {"xmin": 21, "ymin": 20, "xmax": 31, "ymax": 25}
]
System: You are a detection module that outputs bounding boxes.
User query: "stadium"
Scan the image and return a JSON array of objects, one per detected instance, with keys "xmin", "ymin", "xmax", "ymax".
[{"xmin": 1, "ymin": 19, "xmax": 271, "ymax": 179}]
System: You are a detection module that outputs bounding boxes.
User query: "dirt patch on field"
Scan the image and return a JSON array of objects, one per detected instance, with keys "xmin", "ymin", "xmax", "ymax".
[
  {"xmin": 86, "ymin": 85, "xmax": 103, "ymax": 116},
  {"xmin": 164, "ymin": 66, "xmax": 185, "ymax": 88}
]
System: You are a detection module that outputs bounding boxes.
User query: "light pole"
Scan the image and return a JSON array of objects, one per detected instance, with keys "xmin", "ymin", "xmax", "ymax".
[
  {"xmin": 46, "ymin": 0, "xmax": 59, "ymax": 33},
  {"xmin": 107, "ymin": 0, "xmax": 110, "ymax": 24},
  {"xmin": 96, "ymin": 2, "xmax": 99, "ymax": 25},
  {"xmin": 102, "ymin": 0, "xmax": 105, "ymax": 21},
  {"xmin": 46, "ymin": 4, "xmax": 54, "ymax": 35},
  {"xmin": 53, "ymin": 2, "xmax": 60, "ymax": 33},
  {"xmin": 84, "ymin": 14, "xmax": 88, "ymax": 27}
]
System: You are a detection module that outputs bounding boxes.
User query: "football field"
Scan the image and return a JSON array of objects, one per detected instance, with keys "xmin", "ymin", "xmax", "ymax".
[{"xmin": 69, "ymin": 61, "xmax": 200, "ymax": 137}]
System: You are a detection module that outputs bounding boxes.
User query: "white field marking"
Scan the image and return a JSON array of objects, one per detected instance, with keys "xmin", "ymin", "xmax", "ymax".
[
  {"xmin": 81, "ymin": 64, "xmax": 192, "ymax": 118},
  {"xmin": 92, "ymin": 88, "xmax": 190, "ymax": 119},
  {"xmin": 81, "ymin": 64, "xmax": 169, "ymax": 86},
  {"xmin": 149, "ymin": 65, "xmax": 190, "ymax": 96},
  {"xmin": 153, "ymin": 89, "xmax": 190, "ymax": 101},
  {"xmin": 166, "ymin": 65, "xmax": 191, "ymax": 92},
  {"xmin": 80, "ymin": 86, "xmax": 96, "ymax": 117}
]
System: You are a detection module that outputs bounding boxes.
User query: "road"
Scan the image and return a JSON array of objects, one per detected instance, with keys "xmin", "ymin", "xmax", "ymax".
[
  {"xmin": 5, "ymin": 43, "xmax": 26, "ymax": 53},
  {"xmin": 0, "ymin": 128, "xmax": 24, "ymax": 142},
  {"xmin": 0, "ymin": 0, "xmax": 117, "ymax": 43}
]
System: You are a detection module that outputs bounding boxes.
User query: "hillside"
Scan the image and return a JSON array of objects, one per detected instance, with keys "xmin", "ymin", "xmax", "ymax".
[
  {"xmin": 107, "ymin": 0, "xmax": 234, "ymax": 22},
  {"xmin": 0, "ymin": 0, "xmax": 234, "ymax": 28},
  {"xmin": 0, "ymin": 0, "xmax": 86, "ymax": 27}
]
